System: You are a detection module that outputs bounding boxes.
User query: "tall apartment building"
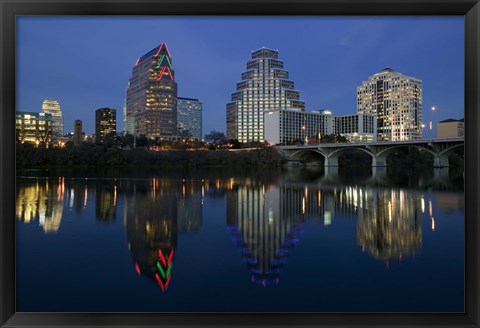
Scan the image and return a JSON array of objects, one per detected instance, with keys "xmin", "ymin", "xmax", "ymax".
[
  {"xmin": 42, "ymin": 99, "xmax": 64, "ymax": 138},
  {"xmin": 16, "ymin": 112, "xmax": 53, "ymax": 145},
  {"xmin": 437, "ymin": 118, "xmax": 464, "ymax": 138},
  {"xmin": 95, "ymin": 108, "xmax": 116, "ymax": 143},
  {"xmin": 357, "ymin": 67, "xmax": 422, "ymax": 141},
  {"xmin": 177, "ymin": 97, "xmax": 202, "ymax": 141},
  {"xmin": 125, "ymin": 43, "xmax": 177, "ymax": 139},
  {"xmin": 227, "ymin": 48, "xmax": 305, "ymax": 143},
  {"xmin": 73, "ymin": 120, "xmax": 83, "ymax": 146}
]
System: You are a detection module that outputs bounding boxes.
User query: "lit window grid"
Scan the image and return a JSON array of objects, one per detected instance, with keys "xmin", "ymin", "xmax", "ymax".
[
  {"xmin": 16, "ymin": 112, "xmax": 53, "ymax": 144},
  {"xmin": 227, "ymin": 49, "xmax": 305, "ymax": 143},
  {"xmin": 42, "ymin": 99, "xmax": 64, "ymax": 137},
  {"xmin": 264, "ymin": 110, "xmax": 376, "ymax": 145},
  {"xmin": 357, "ymin": 71, "xmax": 422, "ymax": 141},
  {"xmin": 125, "ymin": 45, "xmax": 178, "ymax": 138},
  {"xmin": 177, "ymin": 99, "xmax": 202, "ymax": 140},
  {"xmin": 95, "ymin": 108, "xmax": 117, "ymax": 142}
]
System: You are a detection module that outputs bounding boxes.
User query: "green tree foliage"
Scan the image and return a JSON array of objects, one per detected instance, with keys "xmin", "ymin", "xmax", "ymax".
[
  {"xmin": 16, "ymin": 143, "xmax": 283, "ymax": 169},
  {"xmin": 320, "ymin": 133, "xmax": 348, "ymax": 143},
  {"xmin": 204, "ymin": 130, "xmax": 227, "ymax": 147}
]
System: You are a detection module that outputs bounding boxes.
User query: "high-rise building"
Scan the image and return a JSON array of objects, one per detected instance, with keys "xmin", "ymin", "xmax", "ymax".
[
  {"xmin": 125, "ymin": 43, "xmax": 177, "ymax": 139},
  {"xmin": 437, "ymin": 118, "xmax": 464, "ymax": 138},
  {"xmin": 73, "ymin": 120, "xmax": 83, "ymax": 146},
  {"xmin": 357, "ymin": 67, "xmax": 422, "ymax": 141},
  {"xmin": 42, "ymin": 99, "xmax": 64, "ymax": 138},
  {"xmin": 177, "ymin": 97, "xmax": 202, "ymax": 141},
  {"xmin": 95, "ymin": 108, "xmax": 116, "ymax": 143},
  {"xmin": 227, "ymin": 48, "xmax": 305, "ymax": 143},
  {"xmin": 16, "ymin": 111, "xmax": 53, "ymax": 145}
]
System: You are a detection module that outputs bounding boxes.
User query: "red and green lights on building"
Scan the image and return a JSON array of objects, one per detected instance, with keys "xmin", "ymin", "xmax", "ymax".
[
  {"xmin": 155, "ymin": 248, "xmax": 174, "ymax": 291},
  {"xmin": 134, "ymin": 248, "xmax": 175, "ymax": 292}
]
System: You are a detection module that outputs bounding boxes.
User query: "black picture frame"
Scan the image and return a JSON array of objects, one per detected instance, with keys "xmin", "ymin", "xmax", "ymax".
[{"xmin": 1, "ymin": 0, "xmax": 479, "ymax": 327}]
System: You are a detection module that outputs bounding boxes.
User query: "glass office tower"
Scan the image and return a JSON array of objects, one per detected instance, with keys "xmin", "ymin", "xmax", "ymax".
[
  {"xmin": 177, "ymin": 97, "xmax": 202, "ymax": 141},
  {"xmin": 95, "ymin": 108, "xmax": 116, "ymax": 143},
  {"xmin": 125, "ymin": 43, "xmax": 178, "ymax": 139},
  {"xmin": 227, "ymin": 48, "xmax": 305, "ymax": 143},
  {"xmin": 42, "ymin": 99, "xmax": 64, "ymax": 138}
]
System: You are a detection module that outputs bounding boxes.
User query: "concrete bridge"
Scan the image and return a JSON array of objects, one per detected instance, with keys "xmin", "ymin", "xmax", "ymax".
[{"xmin": 277, "ymin": 138, "xmax": 464, "ymax": 168}]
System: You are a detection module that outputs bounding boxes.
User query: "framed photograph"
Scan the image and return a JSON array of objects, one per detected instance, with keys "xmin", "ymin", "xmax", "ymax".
[{"xmin": 1, "ymin": 0, "xmax": 479, "ymax": 327}]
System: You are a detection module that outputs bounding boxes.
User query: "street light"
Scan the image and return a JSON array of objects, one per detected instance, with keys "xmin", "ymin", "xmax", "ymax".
[
  {"xmin": 430, "ymin": 106, "xmax": 436, "ymax": 139},
  {"xmin": 302, "ymin": 125, "xmax": 306, "ymax": 145}
]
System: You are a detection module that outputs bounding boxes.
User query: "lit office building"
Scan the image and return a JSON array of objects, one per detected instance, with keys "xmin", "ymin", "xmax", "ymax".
[
  {"xmin": 335, "ymin": 114, "xmax": 377, "ymax": 143},
  {"xmin": 177, "ymin": 97, "xmax": 202, "ymax": 140},
  {"xmin": 357, "ymin": 68, "xmax": 422, "ymax": 141},
  {"xmin": 264, "ymin": 109, "xmax": 376, "ymax": 145},
  {"xmin": 73, "ymin": 120, "xmax": 83, "ymax": 146},
  {"xmin": 437, "ymin": 118, "xmax": 464, "ymax": 138},
  {"xmin": 125, "ymin": 43, "xmax": 177, "ymax": 139},
  {"xmin": 264, "ymin": 109, "xmax": 334, "ymax": 145},
  {"xmin": 227, "ymin": 48, "xmax": 305, "ymax": 143},
  {"xmin": 16, "ymin": 111, "xmax": 53, "ymax": 145},
  {"xmin": 95, "ymin": 108, "xmax": 116, "ymax": 143},
  {"xmin": 41, "ymin": 99, "xmax": 64, "ymax": 138}
]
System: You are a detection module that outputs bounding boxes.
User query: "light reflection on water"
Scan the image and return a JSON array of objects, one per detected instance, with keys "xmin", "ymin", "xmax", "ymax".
[{"xmin": 15, "ymin": 167, "xmax": 464, "ymax": 312}]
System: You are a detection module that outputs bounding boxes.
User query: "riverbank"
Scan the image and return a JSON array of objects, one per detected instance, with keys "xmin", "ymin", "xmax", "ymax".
[{"xmin": 16, "ymin": 143, "xmax": 284, "ymax": 168}]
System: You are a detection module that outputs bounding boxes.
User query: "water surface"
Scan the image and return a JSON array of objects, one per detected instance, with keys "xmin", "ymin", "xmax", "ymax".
[{"xmin": 16, "ymin": 167, "xmax": 464, "ymax": 312}]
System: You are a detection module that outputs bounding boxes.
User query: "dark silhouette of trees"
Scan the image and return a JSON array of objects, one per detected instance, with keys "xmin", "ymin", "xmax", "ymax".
[{"xmin": 204, "ymin": 131, "xmax": 227, "ymax": 149}]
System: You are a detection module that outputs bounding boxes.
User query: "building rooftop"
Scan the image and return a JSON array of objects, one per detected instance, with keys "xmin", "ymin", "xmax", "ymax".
[
  {"xmin": 178, "ymin": 97, "xmax": 200, "ymax": 102},
  {"xmin": 374, "ymin": 67, "xmax": 396, "ymax": 74},
  {"xmin": 439, "ymin": 118, "xmax": 464, "ymax": 123}
]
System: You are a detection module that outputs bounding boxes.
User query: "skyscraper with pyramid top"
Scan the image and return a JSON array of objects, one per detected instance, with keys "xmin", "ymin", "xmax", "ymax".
[{"xmin": 125, "ymin": 43, "xmax": 178, "ymax": 139}]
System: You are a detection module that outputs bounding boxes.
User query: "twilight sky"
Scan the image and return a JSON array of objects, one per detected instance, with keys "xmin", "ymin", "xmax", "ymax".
[{"xmin": 16, "ymin": 16, "xmax": 464, "ymax": 136}]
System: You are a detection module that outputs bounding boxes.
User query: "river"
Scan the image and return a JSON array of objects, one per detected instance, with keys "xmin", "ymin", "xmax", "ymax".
[{"xmin": 15, "ymin": 166, "xmax": 464, "ymax": 312}]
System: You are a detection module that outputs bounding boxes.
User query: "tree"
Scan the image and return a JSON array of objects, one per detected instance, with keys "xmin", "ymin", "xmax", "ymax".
[
  {"xmin": 136, "ymin": 135, "xmax": 149, "ymax": 148},
  {"xmin": 204, "ymin": 130, "xmax": 227, "ymax": 147},
  {"xmin": 320, "ymin": 134, "xmax": 347, "ymax": 143},
  {"xmin": 227, "ymin": 139, "xmax": 241, "ymax": 149},
  {"xmin": 179, "ymin": 129, "xmax": 192, "ymax": 141}
]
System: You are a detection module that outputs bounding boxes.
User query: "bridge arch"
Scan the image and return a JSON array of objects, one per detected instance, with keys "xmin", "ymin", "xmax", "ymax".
[
  {"xmin": 376, "ymin": 144, "xmax": 436, "ymax": 159},
  {"xmin": 372, "ymin": 144, "xmax": 436, "ymax": 167},
  {"xmin": 278, "ymin": 139, "xmax": 464, "ymax": 168},
  {"xmin": 434, "ymin": 143, "xmax": 464, "ymax": 167},
  {"xmin": 288, "ymin": 149, "xmax": 326, "ymax": 162},
  {"xmin": 324, "ymin": 147, "xmax": 375, "ymax": 167},
  {"xmin": 438, "ymin": 143, "xmax": 464, "ymax": 157}
]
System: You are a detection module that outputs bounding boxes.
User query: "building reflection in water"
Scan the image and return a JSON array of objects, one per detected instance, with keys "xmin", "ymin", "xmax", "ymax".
[
  {"xmin": 227, "ymin": 180, "xmax": 303, "ymax": 287},
  {"xmin": 355, "ymin": 188, "xmax": 422, "ymax": 266},
  {"xmin": 95, "ymin": 179, "xmax": 117, "ymax": 223},
  {"xmin": 17, "ymin": 173, "xmax": 453, "ymax": 288},
  {"xmin": 16, "ymin": 177, "xmax": 65, "ymax": 233},
  {"xmin": 124, "ymin": 178, "xmax": 203, "ymax": 292},
  {"xmin": 227, "ymin": 181, "xmax": 427, "ymax": 284}
]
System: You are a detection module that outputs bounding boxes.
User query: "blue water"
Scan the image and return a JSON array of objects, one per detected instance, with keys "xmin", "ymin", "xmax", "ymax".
[{"xmin": 15, "ymin": 167, "xmax": 464, "ymax": 312}]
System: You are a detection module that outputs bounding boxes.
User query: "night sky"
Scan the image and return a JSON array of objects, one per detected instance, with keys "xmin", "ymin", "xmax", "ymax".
[{"xmin": 16, "ymin": 16, "xmax": 464, "ymax": 136}]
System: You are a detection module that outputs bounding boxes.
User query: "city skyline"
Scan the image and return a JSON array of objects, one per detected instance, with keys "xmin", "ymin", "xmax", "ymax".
[{"xmin": 17, "ymin": 16, "xmax": 464, "ymax": 136}]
